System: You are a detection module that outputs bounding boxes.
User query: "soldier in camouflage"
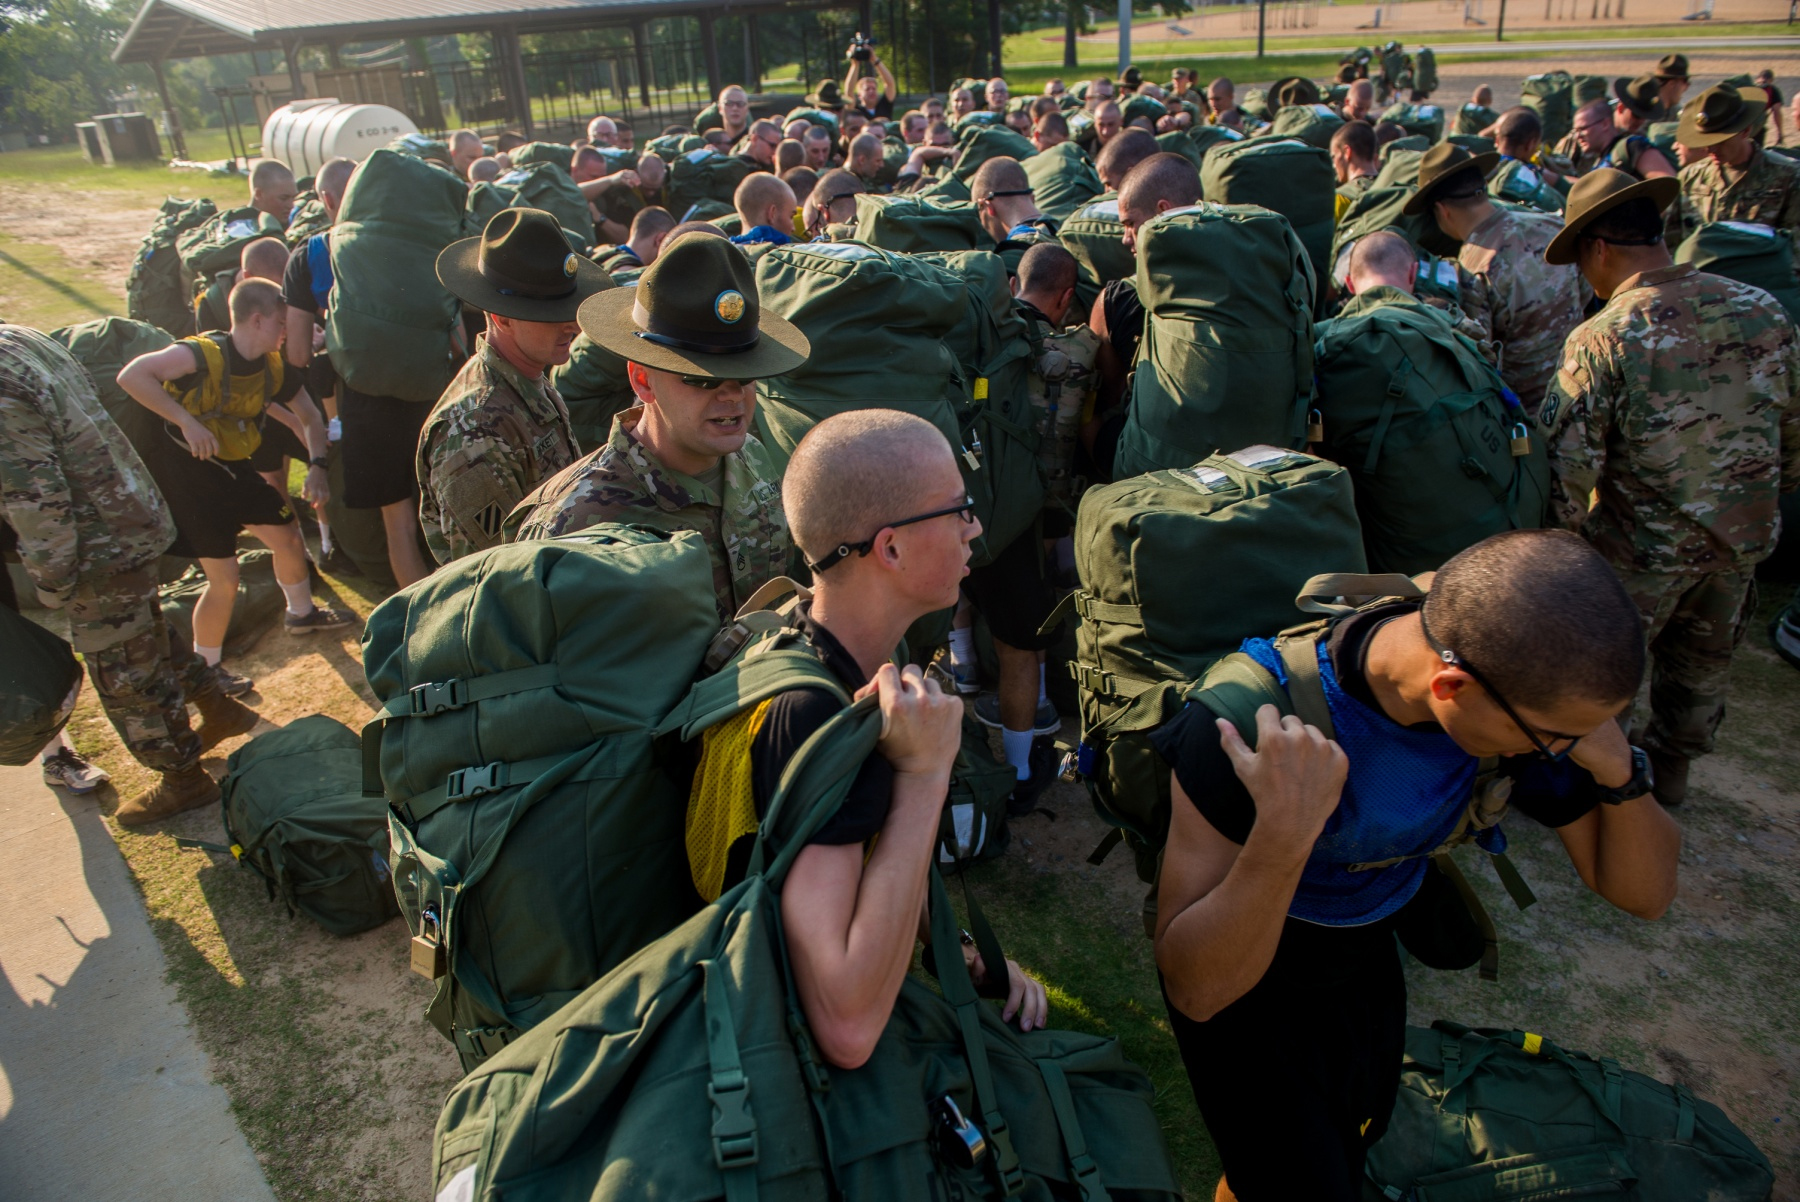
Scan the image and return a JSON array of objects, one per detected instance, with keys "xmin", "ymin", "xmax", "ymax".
[
  {"xmin": 1539, "ymin": 170, "xmax": 1800, "ymax": 805},
  {"xmin": 507, "ymin": 230, "xmax": 810, "ymax": 622},
  {"xmin": 970, "ymin": 157, "xmax": 1060, "ymax": 278},
  {"xmin": 0, "ymin": 325, "xmax": 260, "ymax": 824},
  {"xmin": 1407, "ymin": 142, "xmax": 1589, "ymax": 416},
  {"xmin": 418, "ymin": 209, "xmax": 612, "ymax": 564},
  {"xmin": 1666, "ymin": 85, "xmax": 1800, "ymax": 250}
]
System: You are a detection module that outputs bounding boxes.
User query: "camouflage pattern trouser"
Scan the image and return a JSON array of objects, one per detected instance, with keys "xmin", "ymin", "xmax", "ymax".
[
  {"xmin": 1614, "ymin": 566, "xmax": 1757, "ymax": 760},
  {"xmin": 66, "ymin": 567, "xmax": 213, "ymax": 773}
]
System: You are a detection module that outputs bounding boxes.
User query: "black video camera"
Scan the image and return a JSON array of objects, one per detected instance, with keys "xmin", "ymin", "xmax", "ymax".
[{"xmin": 848, "ymin": 32, "xmax": 876, "ymax": 63}]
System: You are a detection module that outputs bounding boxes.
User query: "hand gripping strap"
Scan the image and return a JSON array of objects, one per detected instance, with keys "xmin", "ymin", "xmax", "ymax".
[
  {"xmin": 701, "ymin": 959, "xmax": 761, "ymax": 1202},
  {"xmin": 361, "ymin": 664, "xmax": 562, "ymax": 797}
]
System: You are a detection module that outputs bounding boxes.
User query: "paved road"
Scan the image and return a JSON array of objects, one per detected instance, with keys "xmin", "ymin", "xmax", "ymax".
[
  {"xmin": 0, "ymin": 762, "xmax": 277, "ymax": 1202},
  {"xmin": 1017, "ymin": 33, "xmax": 1800, "ymax": 66}
]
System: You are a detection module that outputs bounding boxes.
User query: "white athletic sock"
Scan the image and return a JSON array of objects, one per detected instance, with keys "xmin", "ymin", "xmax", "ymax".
[
  {"xmin": 317, "ymin": 521, "xmax": 335, "ymax": 557},
  {"xmin": 1002, "ymin": 727, "xmax": 1034, "ymax": 781},
  {"xmin": 948, "ymin": 627, "xmax": 975, "ymax": 670},
  {"xmin": 278, "ymin": 577, "xmax": 314, "ymax": 618},
  {"xmin": 195, "ymin": 643, "xmax": 223, "ymax": 667},
  {"xmin": 41, "ymin": 727, "xmax": 74, "ymax": 760},
  {"xmin": 1037, "ymin": 663, "xmax": 1049, "ymax": 708}
]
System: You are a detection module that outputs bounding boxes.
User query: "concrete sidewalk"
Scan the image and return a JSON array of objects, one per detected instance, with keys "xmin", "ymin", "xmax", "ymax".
[{"xmin": 0, "ymin": 762, "xmax": 277, "ymax": 1202}]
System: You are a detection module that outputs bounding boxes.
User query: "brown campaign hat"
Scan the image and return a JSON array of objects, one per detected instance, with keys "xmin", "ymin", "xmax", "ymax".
[
  {"xmin": 1271, "ymin": 75, "xmax": 1323, "ymax": 109},
  {"xmin": 1544, "ymin": 167, "xmax": 1679, "ymax": 265},
  {"xmin": 1654, "ymin": 54, "xmax": 1689, "ymax": 82},
  {"xmin": 1402, "ymin": 141, "xmax": 1502, "ymax": 215},
  {"xmin": 1676, "ymin": 85, "xmax": 1768, "ymax": 148},
  {"xmin": 1613, "ymin": 74, "xmax": 1662, "ymax": 119},
  {"xmin": 575, "ymin": 231, "xmax": 810, "ymax": 379},
  {"xmin": 809, "ymin": 79, "xmax": 845, "ymax": 109},
  {"xmin": 436, "ymin": 208, "xmax": 613, "ymax": 323}
]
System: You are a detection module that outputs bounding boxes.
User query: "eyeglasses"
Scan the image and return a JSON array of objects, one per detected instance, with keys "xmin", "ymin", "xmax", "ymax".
[
  {"xmin": 1417, "ymin": 604, "xmax": 1578, "ymax": 761},
  {"xmin": 806, "ymin": 496, "xmax": 977, "ymax": 572},
  {"xmin": 679, "ymin": 374, "xmax": 749, "ymax": 389}
]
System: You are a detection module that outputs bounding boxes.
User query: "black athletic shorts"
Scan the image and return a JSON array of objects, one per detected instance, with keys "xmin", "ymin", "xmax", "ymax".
[
  {"xmin": 248, "ymin": 416, "xmax": 306, "ymax": 475},
  {"xmin": 156, "ymin": 455, "xmax": 296, "ymax": 560},
  {"xmin": 962, "ymin": 520, "xmax": 1064, "ymax": 651},
  {"xmin": 338, "ymin": 387, "xmax": 429, "ymax": 510}
]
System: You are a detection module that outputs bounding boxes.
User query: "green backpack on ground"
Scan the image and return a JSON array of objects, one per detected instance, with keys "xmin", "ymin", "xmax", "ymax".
[
  {"xmin": 1058, "ymin": 193, "xmax": 1132, "ymax": 314},
  {"xmin": 159, "ymin": 549, "xmax": 286, "ymax": 661},
  {"xmin": 1201, "ymin": 137, "xmax": 1336, "ymax": 286},
  {"xmin": 46, "ymin": 316, "xmax": 174, "ymax": 445},
  {"xmin": 1380, "ymin": 102, "xmax": 1446, "ymax": 144},
  {"xmin": 432, "ymin": 682, "xmax": 1181, "ymax": 1201},
  {"xmin": 487, "ymin": 164, "xmax": 595, "ymax": 252},
  {"xmin": 1050, "ymin": 449, "xmax": 1366, "ymax": 884},
  {"xmin": 1313, "ymin": 297, "xmax": 1550, "ymax": 575},
  {"xmin": 362, "ymin": 527, "xmax": 721, "ymax": 1070},
  {"xmin": 509, "ymin": 141, "xmax": 575, "ymax": 172},
  {"xmin": 0, "ymin": 605, "xmax": 80, "ymax": 767},
  {"xmin": 1674, "ymin": 221, "xmax": 1800, "ymax": 324},
  {"xmin": 547, "ymin": 333, "xmax": 635, "ymax": 448},
  {"xmin": 128, "ymin": 196, "xmax": 218, "ymax": 337},
  {"xmin": 177, "ymin": 206, "xmax": 285, "ymax": 280},
  {"xmin": 854, "ymin": 192, "xmax": 989, "ymax": 253},
  {"xmin": 1521, "ymin": 71, "xmax": 1575, "ymax": 147},
  {"xmin": 1112, "ymin": 204, "xmax": 1317, "ymax": 480},
  {"xmin": 1457, "ymin": 103, "xmax": 1500, "ymax": 135},
  {"xmin": 1188, "ymin": 124, "xmax": 1247, "ymax": 159},
  {"xmin": 1022, "ymin": 141, "xmax": 1103, "ymax": 222},
  {"xmin": 1366, "ymin": 1021, "xmax": 1776, "ymax": 1200},
  {"xmin": 669, "ymin": 147, "xmax": 753, "ymax": 220},
  {"xmin": 181, "ymin": 715, "xmax": 400, "ymax": 937},
  {"xmin": 951, "ymin": 124, "xmax": 1038, "ymax": 182},
  {"xmin": 1122, "ymin": 93, "xmax": 1168, "ymax": 127},
  {"xmin": 327, "ymin": 147, "xmax": 469, "ymax": 404},
  {"xmin": 1268, "ymin": 103, "xmax": 1345, "ymax": 149}
]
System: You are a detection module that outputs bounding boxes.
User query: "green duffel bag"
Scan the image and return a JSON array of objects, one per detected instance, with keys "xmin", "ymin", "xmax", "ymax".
[
  {"xmin": 46, "ymin": 316, "xmax": 174, "ymax": 449},
  {"xmin": 1240, "ymin": 86, "xmax": 1272, "ymax": 124},
  {"xmin": 854, "ymin": 192, "xmax": 989, "ymax": 252},
  {"xmin": 159, "ymin": 549, "xmax": 286, "ymax": 661},
  {"xmin": 940, "ymin": 712, "xmax": 1016, "ymax": 868},
  {"xmin": 1313, "ymin": 295, "xmax": 1549, "ymax": 574},
  {"xmin": 1572, "ymin": 72, "xmax": 1610, "ymax": 105},
  {"xmin": 1188, "ymin": 124, "xmax": 1247, "ymax": 159},
  {"xmin": 1268, "ymin": 102, "xmax": 1345, "ymax": 149},
  {"xmin": 547, "ymin": 333, "xmax": 636, "ymax": 448},
  {"xmin": 914, "ymin": 171, "xmax": 973, "ymax": 202},
  {"xmin": 284, "ymin": 191, "xmax": 332, "ymax": 248},
  {"xmin": 1058, "ymin": 193, "xmax": 1132, "ymax": 314},
  {"xmin": 784, "ymin": 106, "xmax": 839, "ymax": 135},
  {"xmin": 669, "ymin": 147, "xmax": 754, "ymax": 220},
  {"xmin": 1416, "ymin": 45, "xmax": 1439, "ymax": 94},
  {"xmin": 693, "ymin": 101, "xmax": 724, "ymax": 133},
  {"xmin": 646, "ymin": 131, "xmax": 704, "ymax": 161},
  {"xmin": 465, "ymin": 180, "xmax": 513, "ymax": 231},
  {"xmin": 1021, "ymin": 141, "xmax": 1102, "ymax": 222},
  {"xmin": 1154, "ymin": 129, "xmax": 1203, "ymax": 170},
  {"xmin": 1113, "ymin": 204, "xmax": 1318, "ymax": 479},
  {"xmin": 1521, "ymin": 71, "xmax": 1575, "ymax": 147},
  {"xmin": 128, "ymin": 196, "xmax": 218, "ymax": 338},
  {"xmin": 176, "ymin": 205, "xmax": 285, "ymax": 281},
  {"xmin": 951, "ymin": 124, "xmax": 1038, "ymax": 182},
  {"xmin": 1048, "ymin": 448, "xmax": 1365, "ymax": 884},
  {"xmin": 1331, "ymin": 183, "xmax": 1463, "ymax": 267},
  {"xmin": 1456, "ymin": 103, "xmax": 1500, "ymax": 135},
  {"xmin": 0, "ymin": 605, "xmax": 81, "ymax": 766},
  {"xmin": 489, "ymin": 164, "xmax": 595, "ymax": 252},
  {"xmin": 1446, "ymin": 133, "xmax": 1497, "ymax": 156},
  {"xmin": 955, "ymin": 109, "xmax": 1003, "ymax": 131},
  {"xmin": 876, "ymin": 135, "xmax": 911, "ymax": 187},
  {"xmin": 433, "ymin": 681, "xmax": 1181, "ymax": 1201},
  {"xmin": 326, "ymin": 147, "xmax": 468, "ymax": 404},
  {"xmin": 389, "ymin": 132, "xmax": 456, "ymax": 169},
  {"xmin": 183, "ymin": 715, "xmax": 400, "ymax": 936},
  {"xmin": 1647, "ymin": 118, "xmax": 1680, "ymax": 159},
  {"xmin": 1201, "ymin": 137, "xmax": 1336, "ymax": 285},
  {"xmin": 1379, "ymin": 101, "xmax": 1446, "ymax": 144},
  {"xmin": 363, "ymin": 526, "xmax": 721, "ymax": 1069},
  {"xmin": 1122, "ymin": 93, "xmax": 1168, "ymax": 127},
  {"xmin": 509, "ymin": 140, "xmax": 575, "ymax": 172},
  {"xmin": 1674, "ymin": 220, "xmax": 1800, "ymax": 324},
  {"xmin": 1367, "ymin": 1021, "xmax": 1776, "ymax": 1200}
]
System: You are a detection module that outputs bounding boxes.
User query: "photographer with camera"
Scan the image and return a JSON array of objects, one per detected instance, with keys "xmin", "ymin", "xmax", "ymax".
[{"xmin": 843, "ymin": 33, "xmax": 896, "ymax": 122}]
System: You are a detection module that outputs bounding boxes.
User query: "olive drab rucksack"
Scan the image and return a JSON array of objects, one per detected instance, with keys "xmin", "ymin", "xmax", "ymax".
[
  {"xmin": 177, "ymin": 206, "xmax": 285, "ymax": 281},
  {"xmin": 178, "ymin": 715, "xmax": 400, "ymax": 937},
  {"xmin": 481, "ymin": 164, "xmax": 596, "ymax": 253},
  {"xmin": 669, "ymin": 147, "xmax": 754, "ymax": 220},
  {"xmin": 508, "ymin": 141, "xmax": 575, "ymax": 172},
  {"xmin": 1050, "ymin": 448, "xmax": 1367, "ymax": 886},
  {"xmin": 1379, "ymin": 101, "xmax": 1446, "ymax": 144},
  {"xmin": 1200, "ymin": 137, "xmax": 1337, "ymax": 287},
  {"xmin": 1312, "ymin": 296, "xmax": 1550, "ymax": 574},
  {"xmin": 431, "ymin": 677, "xmax": 1181, "ymax": 1202},
  {"xmin": 46, "ymin": 316, "xmax": 174, "ymax": 446},
  {"xmin": 1521, "ymin": 71, "xmax": 1576, "ymax": 147},
  {"xmin": 951, "ymin": 124, "xmax": 1038, "ymax": 183},
  {"xmin": 1674, "ymin": 221, "xmax": 1800, "ymax": 324},
  {"xmin": 853, "ymin": 193, "xmax": 991, "ymax": 253},
  {"xmin": 1021, "ymin": 141, "xmax": 1103, "ymax": 222},
  {"xmin": 1267, "ymin": 103, "xmax": 1345, "ymax": 150},
  {"xmin": 283, "ymin": 191, "xmax": 331, "ymax": 248},
  {"xmin": 1111, "ymin": 204, "xmax": 1318, "ymax": 480},
  {"xmin": 1415, "ymin": 46, "xmax": 1439, "ymax": 95},
  {"xmin": 1367, "ymin": 1022, "xmax": 1776, "ymax": 1199},
  {"xmin": 1057, "ymin": 193, "xmax": 1133, "ymax": 313},
  {"xmin": 127, "ymin": 196, "xmax": 218, "ymax": 338}
]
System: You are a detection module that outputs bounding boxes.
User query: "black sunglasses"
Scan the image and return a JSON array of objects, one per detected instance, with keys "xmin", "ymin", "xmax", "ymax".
[
  {"xmin": 679, "ymin": 375, "xmax": 750, "ymax": 390},
  {"xmin": 806, "ymin": 496, "xmax": 977, "ymax": 573},
  {"xmin": 1418, "ymin": 604, "xmax": 1577, "ymax": 762}
]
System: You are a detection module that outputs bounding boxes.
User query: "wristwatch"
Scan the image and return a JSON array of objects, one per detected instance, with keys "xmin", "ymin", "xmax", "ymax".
[
  {"xmin": 1596, "ymin": 745, "xmax": 1654, "ymax": 805},
  {"xmin": 309, "ymin": 455, "xmax": 329, "ymax": 470}
]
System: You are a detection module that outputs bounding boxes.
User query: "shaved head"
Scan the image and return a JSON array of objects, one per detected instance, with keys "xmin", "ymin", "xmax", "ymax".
[
  {"xmin": 249, "ymin": 158, "xmax": 294, "ymax": 191},
  {"xmin": 469, "ymin": 157, "xmax": 501, "ymax": 183},
  {"xmin": 315, "ymin": 156, "xmax": 355, "ymax": 204},
  {"xmin": 1346, "ymin": 230, "xmax": 1415, "ymax": 293},
  {"xmin": 239, "ymin": 236, "xmax": 289, "ymax": 283},
  {"xmin": 1095, "ymin": 127, "xmax": 1159, "ymax": 190},
  {"xmin": 735, "ymin": 170, "xmax": 797, "ymax": 229},
  {"xmin": 785, "ymin": 410, "xmax": 957, "ymax": 565},
  {"xmin": 1118, "ymin": 152, "xmax": 1201, "ymax": 217},
  {"xmin": 970, "ymin": 155, "xmax": 1030, "ymax": 200},
  {"xmin": 227, "ymin": 277, "xmax": 284, "ymax": 325}
]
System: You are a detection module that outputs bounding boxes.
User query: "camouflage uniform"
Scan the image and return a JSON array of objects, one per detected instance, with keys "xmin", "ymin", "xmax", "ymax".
[
  {"xmin": 594, "ymin": 245, "xmax": 647, "ymax": 285},
  {"xmin": 996, "ymin": 217, "xmax": 1061, "ymax": 278},
  {"xmin": 1665, "ymin": 146, "xmax": 1800, "ymax": 250},
  {"xmin": 417, "ymin": 335, "xmax": 581, "ymax": 565},
  {"xmin": 1541, "ymin": 264, "xmax": 1800, "ymax": 758},
  {"xmin": 1487, "ymin": 158, "xmax": 1564, "ymax": 213},
  {"xmin": 507, "ymin": 405, "xmax": 788, "ymax": 621},
  {"xmin": 0, "ymin": 325, "xmax": 210, "ymax": 772},
  {"xmin": 1456, "ymin": 206, "xmax": 1589, "ymax": 416}
]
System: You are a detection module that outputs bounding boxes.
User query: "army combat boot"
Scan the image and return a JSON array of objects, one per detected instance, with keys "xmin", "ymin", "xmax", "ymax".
[
  {"xmin": 193, "ymin": 689, "xmax": 260, "ymax": 751},
  {"xmin": 115, "ymin": 764, "xmax": 220, "ymax": 827}
]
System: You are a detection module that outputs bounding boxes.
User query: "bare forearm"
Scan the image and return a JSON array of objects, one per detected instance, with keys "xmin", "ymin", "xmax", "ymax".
[
  {"xmin": 837, "ymin": 772, "xmax": 944, "ymax": 991},
  {"xmin": 1558, "ymin": 796, "xmax": 1681, "ymax": 919},
  {"xmin": 1155, "ymin": 832, "xmax": 1307, "ymax": 1021},
  {"xmin": 118, "ymin": 365, "xmax": 192, "ymax": 426}
]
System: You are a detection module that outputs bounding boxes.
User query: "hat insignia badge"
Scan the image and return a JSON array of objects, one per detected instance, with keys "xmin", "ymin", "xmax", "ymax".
[
  {"xmin": 715, "ymin": 290, "xmax": 747, "ymax": 323},
  {"xmin": 563, "ymin": 253, "xmax": 579, "ymax": 277}
]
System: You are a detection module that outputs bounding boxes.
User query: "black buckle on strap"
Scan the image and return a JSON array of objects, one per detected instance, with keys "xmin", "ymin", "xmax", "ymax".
[
  {"xmin": 445, "ymin": 762, "xmax": 509, "ymax": 803},
  {"xmin": 408, "ymin": 680, "xmax": 467, "ymax": 716}
]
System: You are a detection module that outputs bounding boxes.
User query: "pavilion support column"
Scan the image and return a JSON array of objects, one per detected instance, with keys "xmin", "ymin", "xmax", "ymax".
[
  {"xmin": 150, "ymin": 58, "xmax": 187, "ymax": 160},
  {"xmin": 860, "ymin": 0, "xmax": 874, "ymax": 37},
  {"xmin": 496, "ymin": 26, "xmax": 534, "ymax": 137},
  {"xmin": 699, "ymin": 14, "xmax": 722, "ymax": 100},
  {"xmin": 744, "ymin": 16, "xmax": 760, "ymax": 94},
  {"xmin": 632, "ymin": 20, "xmax": 653, "ymax": 107},
  {"xmin": 285, "ymin": 39, "xmax": 307, "ymax": 99}
]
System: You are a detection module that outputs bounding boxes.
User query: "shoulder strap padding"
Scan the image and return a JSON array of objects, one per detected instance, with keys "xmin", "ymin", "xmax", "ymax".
[{"xmin": 656, "ymin": 643, "xmax": 848, "ymax": 742}]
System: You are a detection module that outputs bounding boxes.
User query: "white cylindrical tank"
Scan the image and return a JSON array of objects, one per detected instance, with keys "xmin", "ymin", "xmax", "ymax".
[{"xmin": 261, "ymin": 100, "xmax": 418, "ymax": 178}]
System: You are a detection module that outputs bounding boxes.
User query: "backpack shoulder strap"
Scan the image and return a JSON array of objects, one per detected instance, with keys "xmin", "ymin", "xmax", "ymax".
[{"xmin": 1185, "ymin": 650, "xmax": 1299, "ymax": 748}]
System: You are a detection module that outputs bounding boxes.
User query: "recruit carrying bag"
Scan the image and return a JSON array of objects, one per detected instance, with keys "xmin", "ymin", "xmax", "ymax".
[
  {"xmin": 0, "ymin": 604, "xmax": 81, "ymax": 766},
  {"xmin": 1521, "ymin": 72, "xmax": 1575, "ymax": 147},
  {"xmin": 1366, "ymin": 1021, "xmax": 1777, "ymax": 1200},
  {"xmin": 46, "ymin": 316, "xmax": 174, "ymax": 447},
  {"xmin": 547, "ymin": 333, "xmax": 636, "ymax": 448},
  {"xmin": 177, "ymin": 206, "xmax": 285, "ymax": 280},
  {"xmin": 1050, "ymin": 448, "xmax": 1365, "ymax": 884},
  {"xmin": 1201, "ymin": 137, "xmax": 1336, "ymax": 286},
  {"xmin": 431, "ymin": 681, "xmax": 1181, "ymax": 1202},
  {"xmin": 1022, "ymin": 141, "xmax": 1103, "ymax": 222},
  {"xmin": 669, "ymin": 147, "xmax": 754, "ymax": 220},
  {"xmin": 327, "ymin": 147, "xmax": 469, "ymax": 404},
  {"xmin": 183, "ymin": 715, "xmax": 400, "ymax": 937},
  {"xmin": 363, "ymin": 527, "xmax": 720, "ymax": 1068},
  {"xmin": 1313, "ymin": 297, "xmax": 1549, "ymax": 574},
  {"xmin": 1058, "ymin": 193, "xmax": 1133, "ymax": 314},
  {"xmin": 1674, "ymin": 221, "xmax": 1800, "ymax": 324},
  {"xmin": 127, "ymin": 196, "xmax": 218, "ymax": 338},
  {"xmin": 854, "ymin": 192, "xmax": 990, "ymax": 253},
  {"xmin": 1112, "ymin": 204, "xmax": 1317, "ymax": 480}
]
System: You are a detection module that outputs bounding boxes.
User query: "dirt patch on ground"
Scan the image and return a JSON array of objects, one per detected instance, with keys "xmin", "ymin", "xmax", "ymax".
[{"xmin": 0, "ymin": 183, "xmax": 171, "ymax": 302}]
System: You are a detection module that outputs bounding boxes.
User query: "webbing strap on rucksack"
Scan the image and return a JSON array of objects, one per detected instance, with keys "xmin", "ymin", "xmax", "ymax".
[
  {"xmin": 360, "ymin": 663, "xmax": 561, "ymax": 796},
  {"xmin": 701, "ymin": 959, "xmax": 761, "ymax": 1201}
]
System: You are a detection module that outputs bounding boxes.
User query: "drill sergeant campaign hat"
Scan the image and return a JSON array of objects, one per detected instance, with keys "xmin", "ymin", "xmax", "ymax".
[
  {"xmin": 1271, "ymin": 75, "xmax": 1324, "ymax": 109},
  {"xmin": 437, "ymin": 208, "xmax": 614, "ymax": 323},
  {"xmin": 575, "ymin": 231, "xmax": 810, "ymax": 379},
  {"xmin": 1613, "ymin": 73, "xmax": 1663, "ymax": 119},
  {"xmin": 1654, "ymin": 54, "xmax": 1690, "ymax": 82},
  {"xmin": 1402, "ymin": 140, "xmax": 1502, "ymax": 215},
  {"xmin": 1676, "ymin": 85, "xmax": 1769, "ymax": 148},
  {"xmin": 1543, "ymin": 167, "xmax": 1679, "ymax": 265}
]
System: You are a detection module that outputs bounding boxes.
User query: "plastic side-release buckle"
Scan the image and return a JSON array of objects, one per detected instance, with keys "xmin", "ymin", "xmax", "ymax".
[
  {"xmin": 708, "ymin": 1073, "xmax": 760, "ymax": 1169},
  {"xmin": 444, "ymin": 762, "xmax": 508, "ymax": 803},
  {"xmin": 408, "ymin": 679, "xmax": 467, "ymax": 716}
]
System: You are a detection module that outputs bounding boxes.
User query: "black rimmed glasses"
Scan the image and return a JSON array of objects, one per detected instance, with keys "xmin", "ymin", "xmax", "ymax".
[
  {"xmin": 806, "ymin": 497, "xmax": 977, "ymax": 573},
  {"xmin": 1417, "ymin": 603, "xmax": 1579, "ymax": 762}
]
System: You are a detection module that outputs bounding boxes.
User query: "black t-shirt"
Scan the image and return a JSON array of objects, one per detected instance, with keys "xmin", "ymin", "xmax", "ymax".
[
  {"xmin": 170, "ymin": 332, "xmax": 303, "ymax": 410},
  {"xmin": 1099, "ymin": 278, "xmax": 1144, "ymax": 363},
  {"xmin": 282, "ymin": 237, "xmax": 324, "ymax": 316},
  {"xmin": 852, "ymin": 95, "xmax": 895, "ymax": 121}
]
